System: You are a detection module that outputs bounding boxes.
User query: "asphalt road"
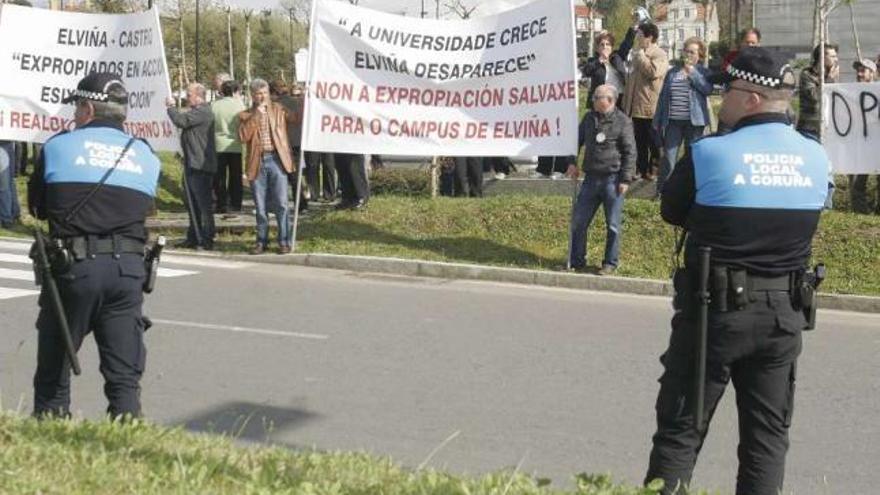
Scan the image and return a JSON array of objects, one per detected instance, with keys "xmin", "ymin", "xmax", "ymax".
[{"xmin": 1, "ymin": 238, "xmax": 878, "ymax": 494}]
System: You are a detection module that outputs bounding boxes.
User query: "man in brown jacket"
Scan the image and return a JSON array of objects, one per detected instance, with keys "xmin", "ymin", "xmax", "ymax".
[
  {"xmin": 239, "ymin": 78, "xmax": 297, "ymax": 254},
  {"xmin": 622, "ymin": 22, "xmax": 668, "ymax": 181}
]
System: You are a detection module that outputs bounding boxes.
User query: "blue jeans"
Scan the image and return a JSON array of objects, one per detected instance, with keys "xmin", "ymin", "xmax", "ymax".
[
  {"xmin": 569, "ymin": 175, "xmax": 624, "ymax": 269},
  {"xmin": 0, "ymin": 142, "xmax": 21, "ymax": 225},
  {"xmin": 658, "ymin": 120, "xmax": 704, "ymax": 196},
  {"xmin": 251, "ymin": 153, "xmax": 291, "ymax": 247}
]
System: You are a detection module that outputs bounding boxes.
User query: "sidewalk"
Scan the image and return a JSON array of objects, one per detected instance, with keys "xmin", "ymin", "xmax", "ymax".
[{"xmin": 164, "ymin": 249, "xmax": 880, "ymax": 315}]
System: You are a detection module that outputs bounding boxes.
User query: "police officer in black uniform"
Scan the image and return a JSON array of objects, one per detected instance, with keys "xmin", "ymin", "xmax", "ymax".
[
  {"xmin": 644, "ymin": 48, "xmax": 831, "ymax": 495},
  {"xmin": 28, "ymin": 72, "xmax": 161, "ymax": 418}
]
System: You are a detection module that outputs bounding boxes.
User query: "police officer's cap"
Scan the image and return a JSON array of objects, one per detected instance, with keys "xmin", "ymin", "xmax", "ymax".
[
  {"xmin": 719, "ymin": 47, "xmax": 796, "ymax": 89},
  {"xmin": 61, "ymin": 72, "xmax": 129, "ymax": 105}
]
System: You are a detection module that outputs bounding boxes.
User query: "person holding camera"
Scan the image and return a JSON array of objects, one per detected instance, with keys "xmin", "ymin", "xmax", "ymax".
[
  {"xmin": 653, "ymin": 37, "xmax": 713, "ymax": 198},
  {"xmin": 27, "ymin": 72, "xmax": 161, "ymax": 419}
]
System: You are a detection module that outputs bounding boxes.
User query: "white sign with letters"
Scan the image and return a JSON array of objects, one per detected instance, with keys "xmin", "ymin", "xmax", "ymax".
[
  {"xmin": 0, "ymin": 5, "xmax": 178, "ymax": 151},
  {"xmin": 302, "ymin": 0, "xmax": 579, "ymax": 157},
  {"xmin": 823, "ymin": 82, "xmax": 880, "ymax": 174}
]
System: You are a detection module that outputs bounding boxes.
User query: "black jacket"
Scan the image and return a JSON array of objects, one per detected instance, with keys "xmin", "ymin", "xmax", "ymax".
[
  {"xmin": 576, "ymin": 108, "xmax": 636, "ymax": 183},
  {"xmin": 580, "ymin": 28, "xmax": 636, "ymax": 104},
  {"xmin": 167, "ymin": 103, "xmax": 217, "ymax": 173},
  {"xmin": 661, "ymin": 113, "xmax": 830, "ymax": 275}
]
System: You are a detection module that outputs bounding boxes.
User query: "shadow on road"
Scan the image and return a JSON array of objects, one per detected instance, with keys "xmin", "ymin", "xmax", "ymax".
[{"xmin": 174, "ymin": 400, "xmax": 320, "ymax": 447}]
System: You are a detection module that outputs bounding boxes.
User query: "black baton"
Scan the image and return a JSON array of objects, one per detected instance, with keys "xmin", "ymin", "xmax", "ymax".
[
  {"xmin": 694, "ymin": 246, "xmax": 711, "ymax": 431},
  {"xmin": 33, "ymin": 229, "xmax": 81, "ymax": 376}
]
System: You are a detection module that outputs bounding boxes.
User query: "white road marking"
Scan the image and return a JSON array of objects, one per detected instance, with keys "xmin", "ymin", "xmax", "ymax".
[
  {"xmin": 162, "ymin": 255, "xmax": 253, "ymax": 269},
  {"xmin": 150, "ymin": 318, "xmax": 329, "ymax": 340},
  {"xmin": 0, "ymin": 268, "xmax": 34, "ymax": 281},
  {"xmin": 0, "ymin": 240, "xmax": 30, "ymax": 251},
  {"xmin": 0, "ymin": 287, "xmax": 39, "ymax": 300},
  {"xmin": 156, "ymin": 268, "xmax": 198, "ymax": 278},
  {"xmin": 0, "ymin": 253, "xmax": 30, "ymax": 264}
]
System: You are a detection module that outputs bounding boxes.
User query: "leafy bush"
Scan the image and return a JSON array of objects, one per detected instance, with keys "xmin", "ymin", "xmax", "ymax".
[{"xmin": 370, "ymin": 167, "xmax": 433, "ymax": 197}]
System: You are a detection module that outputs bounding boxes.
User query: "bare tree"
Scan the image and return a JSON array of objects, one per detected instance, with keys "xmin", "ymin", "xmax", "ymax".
[
  {"xmin": 226, "ymin": 3, "xmax": 234, "ymax": 78},
  {"xmin": 848, "ymin": 1, "xmax": 861, "ymax": 60},
  {"xmin": 243, "ymin": 8, "xmax": 253, "ymax": 84},
  {"xmin": 444, "ymin": 0, "xmax": 476, "ymax": 19},
  {"xmin": 583, "ymin": 0, "xmax": 596, "ymax": 56}
]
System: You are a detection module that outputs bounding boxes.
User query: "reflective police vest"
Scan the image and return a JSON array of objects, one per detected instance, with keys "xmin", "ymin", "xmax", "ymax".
[
  {"xmin": 692, "ymin": 122, "xmax": 829, "ymax": 211},
  {"xmin": 41, "ymin": 125, "xmax": 161, "ymax": 240},
  {"xmin": 686, "ymin": 121, "xmax": 831, "ymax": 274}
]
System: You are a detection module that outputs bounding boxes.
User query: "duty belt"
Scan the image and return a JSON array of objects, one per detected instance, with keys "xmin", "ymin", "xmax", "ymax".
[
  {"xmin": 708, "ymin": 266, "xmax": 796, "ymax": 312},
  {"xmin": 61, "ymin": 235, "xmax": 145, "ymax": 260}
]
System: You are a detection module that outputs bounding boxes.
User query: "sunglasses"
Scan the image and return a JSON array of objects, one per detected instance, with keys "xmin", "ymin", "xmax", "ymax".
[{"xmin": 722, "ymin": 85, "xmax": 768, "ymax": 98}]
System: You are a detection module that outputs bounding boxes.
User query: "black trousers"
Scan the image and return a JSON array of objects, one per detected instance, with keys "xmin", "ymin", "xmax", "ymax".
[
  {"xmin": 646, "ymin": 284, "xmax": 803, "ymax": 495},
  {"xmin": 335, "ymin": 153, "xmax": 369, "ymax": 202},
  {"xmin": 289, "ymin": 147, "xmax": 308, "ymax": 211},
  {"xmin": 305, "ymin": 151, "xmax": 337, "ymax": 201},
  {"xmin": 849, "ymin": 174, "xmax": 879, "ymax": 214},
  {"xmin": 34, "ymin": 253, "xmax": 147, "ymax": 418},
  {"xmin": 184, "ymin": 167, "xmax": 215, "ymax": 246},
  {"xmin": 536, "ymin": 155, "xmax": 570, "ymax": 175},
  {"xmin": 213, "ymin": 152, "xmax": 243, "ymax": 211},
  {"xmin": 484, "ymin": 156, "xmax": 512, "ymax": 174},
  {"xmin": 453, "ymin": 157, "xmax": 483, "ymax": 197},
  {"xmin": 632, "ymin": 117, "xmax": 660, "ymax": 177}
]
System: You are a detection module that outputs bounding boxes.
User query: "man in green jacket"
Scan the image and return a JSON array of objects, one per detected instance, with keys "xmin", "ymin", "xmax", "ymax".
[{"xmin": 211, "ymin": 79, "xmax": 246, "ymax": 213}]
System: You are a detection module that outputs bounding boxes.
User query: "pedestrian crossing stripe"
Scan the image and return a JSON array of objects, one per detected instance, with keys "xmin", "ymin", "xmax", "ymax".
[
  {"xmin": 0, "ymin": 241, "xmax": 30, "ymax": 252},
  {"xmin": 0, "ymin": 268, "xmax": 33, "ymax": 281},
  {"xmin": 0, "ymin": 287, "xmax": 40, "ymax": 300}
]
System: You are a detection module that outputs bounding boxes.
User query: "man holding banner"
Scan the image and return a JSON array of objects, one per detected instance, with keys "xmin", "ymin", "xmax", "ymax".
[{"xmin": 848, "ymin": 58, "xmax": 878, "ymax": 214}]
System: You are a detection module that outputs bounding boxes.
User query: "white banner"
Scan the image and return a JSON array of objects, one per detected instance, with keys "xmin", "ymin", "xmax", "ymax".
[
  {"xmin": 823, "ymin": 82, "xmax": 880, "ymax": 174},
  {"xmin": 302, "ymin": 0, "xmax": 578, "ymax": 157},
  {"xmin": 0, "ymin": 5, "xmax": 178, "ymax": 151}
]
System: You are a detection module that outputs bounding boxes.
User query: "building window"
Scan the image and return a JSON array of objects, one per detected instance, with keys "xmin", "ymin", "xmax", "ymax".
[
  {"xmin": 678, "ymin": 29, "xmax": 685, "ymax": 41},
  {"xmin": 663, "ymin": 29, "xmax": 670, "ymax": 43},
  {"xmin": 672, "ymin": 9, "xmax": 678, "ymax": 20},
  {"xmin": 695, "ymin": 27, "xmax": 702, "ymax": 38},
  {"xmin": 685, "ymin": 9, "xmax": 691, "ymax": 18}
]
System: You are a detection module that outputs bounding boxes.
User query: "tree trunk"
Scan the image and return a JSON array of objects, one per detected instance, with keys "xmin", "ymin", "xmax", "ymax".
[
  {"xmin": 587, "ymin": 1, "xmax": 594, "ymax": 57},
  {"xmin": 244, "ymin": 10, "xmax": 252, "ymax": 84},
  {"xmin": 178, "ymin": 1, "xmax": 189, "ymax": 86},
  {"xmin": 734, "ymin": 0, "xmax": 741, "ymax": 37},
  {"xmin": 849, "ymin": 3, "xmax": 861, "ymax": 60},
  {"xmin": 227, "ymin": 7, "xmax": 235, "ymax": 79}
]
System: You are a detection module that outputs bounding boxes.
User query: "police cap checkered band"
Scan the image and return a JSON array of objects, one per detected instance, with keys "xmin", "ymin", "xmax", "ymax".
[
  {"xmin": 726, "ymin": 64, "xmax": 786, "ymax": 87},
  {"xmin": 720, "ymin": 46, "xmax": 796, "ymax": 89},
  {"xmin": 61, "ymin": 72, "xmax": 129, "ymax": 105}
]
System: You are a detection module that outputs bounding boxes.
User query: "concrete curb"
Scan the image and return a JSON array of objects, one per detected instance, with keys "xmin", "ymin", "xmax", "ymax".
[{"xmin": 163, "ymin": 249, "xmax": 880, "ymax": 314}]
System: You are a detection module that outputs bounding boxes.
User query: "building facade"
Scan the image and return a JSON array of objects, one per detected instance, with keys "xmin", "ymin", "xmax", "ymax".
[
  {"xmin": 653, "ymin": 0, "xmax": 720, "ymax": 59},
  {"xmin": 755, "ymin": 0, "xmax": 880, "ymax": 79}
]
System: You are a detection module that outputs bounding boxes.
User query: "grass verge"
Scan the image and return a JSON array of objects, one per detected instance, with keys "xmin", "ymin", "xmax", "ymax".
[
  {"xmin": 4, "ymin": 154, "xmax": 879, "ymax": 296},
  {"xmin": 160, "ymin": 194, "xmax": 880, "ymax": 297},
  {"xmin": 0, "ymin": 412, "xmax": 682, "ymax": 495}
]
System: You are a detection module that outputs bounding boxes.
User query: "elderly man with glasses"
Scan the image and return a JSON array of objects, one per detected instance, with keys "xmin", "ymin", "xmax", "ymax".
[{"xmin": 565, "ymin": 84, "xmax": 636, "ymax": 275}]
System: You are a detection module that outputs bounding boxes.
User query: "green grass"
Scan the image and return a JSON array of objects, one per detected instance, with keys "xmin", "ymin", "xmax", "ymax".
[
  {"xmin": 4, "ymin": 154, "xmax": 879, "ymax": 296},
  {"xmin": 183, "ymin": 195, "xmax": 879, "ymax": 297},
  {"xmin": 0, "ymin": 412, "xmax": 683, "ymax": 495}
]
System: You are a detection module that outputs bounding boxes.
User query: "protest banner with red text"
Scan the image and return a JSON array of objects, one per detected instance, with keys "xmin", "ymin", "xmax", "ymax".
[
  {"xmin": 302, "ymin": 0, "xmax": 578, "ymax": 157},
  {"xmin": 823, "ymin": 82, "xmax": 880, "ymax": 173},
  {"xmin": 0, "ymin": 5, "xmax": 178, "ymax": 151}
]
